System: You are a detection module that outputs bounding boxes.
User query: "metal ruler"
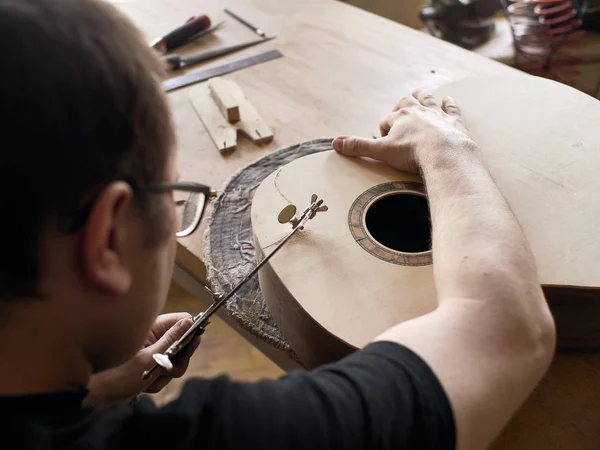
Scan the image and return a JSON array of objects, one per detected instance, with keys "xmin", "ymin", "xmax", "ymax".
[{"xmin": 162, "ymin": 49, "xmax": 283, "ymax": 92}]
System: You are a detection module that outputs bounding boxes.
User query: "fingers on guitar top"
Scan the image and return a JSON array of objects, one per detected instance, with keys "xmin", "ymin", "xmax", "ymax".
[
  {"xmin": 395, "ymin": 91, "xmax": 462, "ymax": 117},
  {"xmin": 379, "ymin": 113, "xmax": 397, "ymax": 136},
  {"xmin": 441, "ymin": 96, "xmax": 461, "ymax": 117},
  {"xmin": 334, "ymin": 135, "xmax": 385, "ymax": 157},
  {"xmin": 393, "ymin": 96, "xmax": 419, "ymax": 112},
  {"xmin": 392, "ymin": 90, "xmax": 439, "ymax": 115},
  {"xmin": 385, "ymin": 91, "xmax": 463, "ymax": 136},
  {"xmin": 412, "ymin": 89, "xmax": 438, "ymax": 107}
]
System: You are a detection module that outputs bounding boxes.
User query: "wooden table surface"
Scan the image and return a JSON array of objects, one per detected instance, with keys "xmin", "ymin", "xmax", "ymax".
[{"xmin": 111, "ymin": 0, "xmax": 600, "ymax": 448}]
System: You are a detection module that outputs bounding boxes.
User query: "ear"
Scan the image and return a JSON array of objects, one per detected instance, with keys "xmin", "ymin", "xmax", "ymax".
[{"xmin": 80, "ymin": 181, "xmax": 135, "ymax": 296}]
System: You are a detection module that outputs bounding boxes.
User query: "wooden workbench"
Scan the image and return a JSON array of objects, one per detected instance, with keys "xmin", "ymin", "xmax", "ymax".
[{"xmin": 111, "ymin": 0, "xmax": 600, "ymax": 447}]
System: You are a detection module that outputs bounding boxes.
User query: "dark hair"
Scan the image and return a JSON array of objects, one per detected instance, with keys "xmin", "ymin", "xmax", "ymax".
[{"xmin": 0, "ymin": 0, "xmax": 175, "ymax": 301}]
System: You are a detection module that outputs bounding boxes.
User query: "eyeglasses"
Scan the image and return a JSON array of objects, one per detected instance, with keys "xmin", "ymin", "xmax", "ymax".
[
  {"xmin": 154, "ymin": 182, "xmax": 218, "ymax": 237},
  {"xmin": 61, "ymin": 181, "xmax": 217, "ymax": 237}
]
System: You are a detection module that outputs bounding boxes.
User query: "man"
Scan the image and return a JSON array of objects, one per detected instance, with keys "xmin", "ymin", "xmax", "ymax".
[{"xmin": 0, "ymin": 0, "xmax": 555, "ymax": 449}]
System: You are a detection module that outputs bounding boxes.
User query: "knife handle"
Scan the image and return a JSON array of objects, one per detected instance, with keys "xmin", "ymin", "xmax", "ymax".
[{"xmin": 153, "ymin": 15, "xmax": 211, "ymax": 53}]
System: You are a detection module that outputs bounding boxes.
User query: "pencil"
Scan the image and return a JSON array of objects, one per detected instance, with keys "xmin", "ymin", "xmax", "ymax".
[{"xmin": 224, "ymin": 8, "xmax": 266, "ymax": 38}]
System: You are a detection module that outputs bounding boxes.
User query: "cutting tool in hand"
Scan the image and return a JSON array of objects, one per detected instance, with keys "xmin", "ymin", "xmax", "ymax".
[{"xmin": 142, "ymin": 195, "xmax": 327, "ymax": 380}]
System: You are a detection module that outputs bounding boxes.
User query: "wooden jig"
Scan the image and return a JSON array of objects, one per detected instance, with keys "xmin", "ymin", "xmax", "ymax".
[{"xmin": 190, "ymin": 77, "xmax": 274, "ymax": 154}]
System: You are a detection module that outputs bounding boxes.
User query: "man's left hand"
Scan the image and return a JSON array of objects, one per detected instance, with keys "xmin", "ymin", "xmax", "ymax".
[{"xmin": 84, "ymin": 313, "xmax": 201, "ymax": 408}]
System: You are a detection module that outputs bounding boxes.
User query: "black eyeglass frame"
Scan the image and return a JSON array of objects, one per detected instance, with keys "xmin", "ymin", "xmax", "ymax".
[{"xmin": 60, "ymin": 181, "xmax": 217, "ymax": 236}]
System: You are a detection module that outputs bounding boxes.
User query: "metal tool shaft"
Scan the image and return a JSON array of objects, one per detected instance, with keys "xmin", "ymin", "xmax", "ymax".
[
  {"xmin": 179, "ymin": 36, "xmax": 274, "ymax": 69},
  {"xmin": 142, "ymin": 199, "xmax": 323, "ymax": 380}
]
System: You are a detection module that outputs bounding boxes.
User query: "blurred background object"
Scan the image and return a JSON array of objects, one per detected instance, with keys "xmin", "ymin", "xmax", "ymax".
[
  {"xmin": 499, "ymin": 0, "xmax": 586, "ymax": 71},
  {"xmin": 582, "ymin": 0, "xmax": 600, "ymax": 28},
  {"xmin": 341, "ymin": 0, "xmax": 600, "ymax": 97},
  {"xmin": 420, "ymin": 0, "xmax": 501, "ymax": 49}
]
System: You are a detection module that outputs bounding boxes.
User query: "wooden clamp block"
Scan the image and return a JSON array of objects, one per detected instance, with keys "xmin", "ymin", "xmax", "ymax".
[
  {"xmin": 209, "ymin": 78, "xmax": 240, "ymax": 123},
  {"xmin": 190, "ymin": 77, "xmax": 274, "ymax": 154}
]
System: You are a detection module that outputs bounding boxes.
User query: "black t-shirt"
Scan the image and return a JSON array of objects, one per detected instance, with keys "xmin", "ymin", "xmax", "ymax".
[{"xmin": 1, "ymin": 342, "xmax": 455, "ymax": 450}]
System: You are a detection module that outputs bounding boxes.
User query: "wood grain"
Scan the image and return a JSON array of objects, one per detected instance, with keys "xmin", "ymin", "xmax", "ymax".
[{"xmin": 109, "ymin": 1, "xmax": 600, "ymax": 448}]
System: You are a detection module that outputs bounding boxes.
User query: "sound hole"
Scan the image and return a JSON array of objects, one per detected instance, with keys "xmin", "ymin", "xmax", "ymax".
[{"xmin": 364, "ymin": 193, "xmax": 431, "ymax": 253}]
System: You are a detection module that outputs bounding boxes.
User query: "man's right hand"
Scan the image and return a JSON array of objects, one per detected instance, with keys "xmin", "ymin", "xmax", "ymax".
[
  {"xmin": 84, "ymin": 313, "xmax": 200, "ymax": 409},
  {"xmin": 332, "ymin": 89, "xmax": 476, "ymax": 173}
]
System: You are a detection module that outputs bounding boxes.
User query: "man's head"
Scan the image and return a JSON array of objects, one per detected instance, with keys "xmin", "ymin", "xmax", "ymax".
[{"xmin": 0, "ymin": 0, "xmax": 178, "ymax": 372}]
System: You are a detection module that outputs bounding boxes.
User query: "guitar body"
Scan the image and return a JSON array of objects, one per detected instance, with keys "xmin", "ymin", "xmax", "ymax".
[{"xmin": 251, "ymin": 75, "xmax": 600, "ymax": 369}]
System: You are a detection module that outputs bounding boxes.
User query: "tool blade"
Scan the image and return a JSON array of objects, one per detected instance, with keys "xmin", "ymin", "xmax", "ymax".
[{"xmin": 182, "ymin": 36, "xmax": 275, "ymax": 68}]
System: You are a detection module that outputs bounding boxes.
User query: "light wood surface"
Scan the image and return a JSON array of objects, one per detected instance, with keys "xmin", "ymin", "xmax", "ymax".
[{"xmin": 109, "ymin": 1, "xmax": 600, "ymax": 448}]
